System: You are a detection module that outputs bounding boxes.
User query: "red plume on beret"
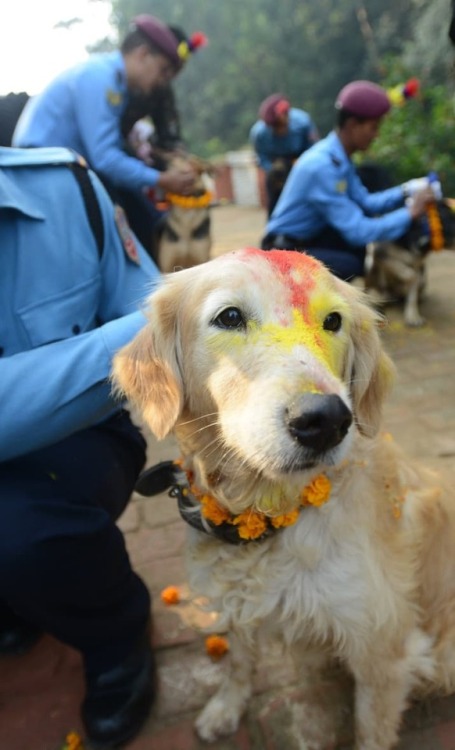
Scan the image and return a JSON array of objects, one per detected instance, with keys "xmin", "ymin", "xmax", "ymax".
[
  {"xmin": 402, "ymin": 78, "xmax": 420, "ymax": 99},
  {"xmin": 189, "ymin": 32, "xmax": 208, "ymax": 51}
]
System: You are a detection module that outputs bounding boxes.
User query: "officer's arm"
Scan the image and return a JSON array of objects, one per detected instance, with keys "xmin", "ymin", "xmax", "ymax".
[
  {"xmin": 0, "ymin": 313, "xmax": 147, "ymax": 462},
  {"xmin": 250, "ymin": 126, "xmax": 272, "ymax": 171},
  {"xmin": 0, "ymin": 175, "xmax": 160, "ymax": 463},
  {"xmin": 310, "ymin": 166, "xmax": 412, "ymax": 246},
  {"xmin": 74, "ymin": 67, "xmax": 161, "ymax": 191},
  {"xmin": 350, "ymin": 171, "xmax": 406, "ymax": 214},
  {"xmin": 87, "ymin": 169, "xmax": 161, "ymax": 320}
]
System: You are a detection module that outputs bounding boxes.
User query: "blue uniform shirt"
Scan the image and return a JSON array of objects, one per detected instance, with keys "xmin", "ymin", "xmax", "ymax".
[
  {"xmin": 13, "ymin": 52, "xmax": 162, "ymax": 192},
  {"xmin": 250, "ymin": 108, "xmax": 319, "ymax": 171},
  {"xmin": 266, "ymin": 130, "xmax": 412, "ymax": 246},
  {"xmin": 0, "ymin": 147, "xmax": 161, "ymax": 461}
]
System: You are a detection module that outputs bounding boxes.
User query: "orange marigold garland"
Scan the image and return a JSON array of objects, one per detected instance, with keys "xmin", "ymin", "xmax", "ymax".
[
  {"xmin": 232, "ymin": 510, "xmax": 268, "ymax": 540},
  {"xmin": 301, "ymin": 474, "xmax": 332, "ymax": 507},
  {"xmin": 426, "ymin": 202, "xmax": 445, "ymax": 251},
  {"xmin": 165, "ymin": 190, "xmax": 213, "ymax": 209},
  {"xmin": 61, "ymin": 732, "xmax": 85, "ymax": 750},
  {"xmin": 200, "ymin": 495, "xmax": 232, "ymax": 526},
  {"xmin": 185, "ymin": 468, "xmax": 331, "ymax": 541}
]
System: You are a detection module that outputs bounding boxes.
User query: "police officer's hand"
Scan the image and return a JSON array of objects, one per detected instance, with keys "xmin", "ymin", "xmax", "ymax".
[
  {"xmin": 157, "ymin": 168, "xmax": 196, "ymax": 196},
  {"xmin": 408, "ymin": 186, "xmax": 435, "ymax": 220}
]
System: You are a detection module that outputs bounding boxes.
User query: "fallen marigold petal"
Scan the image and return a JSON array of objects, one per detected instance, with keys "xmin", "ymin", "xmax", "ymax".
[
  {"xmin": 205, "ymin": 634, "xmax": 229, "ymax": 659},
  {"xmin": 160, "ymin": 585, "xmax": 180, "ymax": 605}
]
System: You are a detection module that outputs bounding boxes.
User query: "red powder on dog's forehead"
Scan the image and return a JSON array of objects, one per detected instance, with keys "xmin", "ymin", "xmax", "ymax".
[{"xmin": 239, "ymin": 247, "xmax": 322, "ymax": 309}]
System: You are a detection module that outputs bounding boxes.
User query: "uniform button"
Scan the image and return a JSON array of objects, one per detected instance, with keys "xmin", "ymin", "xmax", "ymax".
[{"xmin": 72, "ymin": 324, "xmax": 81, "ymax": 335}]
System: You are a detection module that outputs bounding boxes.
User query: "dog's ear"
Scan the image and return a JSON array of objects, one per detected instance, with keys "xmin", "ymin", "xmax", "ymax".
[
  {"xmin": 341, "ymin": 286, "xmax": 395, "ymax": 438},
  {"xmin": 112, "ymin": 293, "xmax": 183, "ymax": 440}
]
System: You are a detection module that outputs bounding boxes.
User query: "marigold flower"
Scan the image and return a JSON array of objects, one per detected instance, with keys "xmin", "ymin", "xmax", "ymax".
[
  {"xmin": 165, "ymin": 191, "xmax": 213, "ymax": 209},
  {"xmin": 426, "ymin": 203, "xmax": 445, "ymax": 251},
  {"xmin": 301, "ymin": 474, "xmax": 331, "ymax": 507},
  {"xmin": 232, "ymin": 510, "xmax": 268, "ymax": 539},
  {"xmin": 270, "ymin": 509, "xmax": 300, "ymax": 528},
  {"xmin": 62, "ymin": 732, "xmax": 84, "ymax": 750},
  {"xmin": 160, "ymin": 585, "xmax": 181, "ymax": 605},
  {"xmin": 205, "ymin": 634, "xmax": 229, "ymax": 659},
  {"xmin": 200, "ymin": 496, "xmax": 232, "ymax": 526}
]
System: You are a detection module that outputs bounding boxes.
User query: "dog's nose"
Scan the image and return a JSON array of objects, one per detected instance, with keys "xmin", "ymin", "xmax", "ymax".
[{"xmin": 287, "ymin": 394, "xmax": 352, "ymax": 453}]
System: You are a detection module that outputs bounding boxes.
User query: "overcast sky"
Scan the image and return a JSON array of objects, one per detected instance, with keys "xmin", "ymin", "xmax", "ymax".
[{"xmin": 0, "ymin": 0, "xmax": 115, "ymax": 95}]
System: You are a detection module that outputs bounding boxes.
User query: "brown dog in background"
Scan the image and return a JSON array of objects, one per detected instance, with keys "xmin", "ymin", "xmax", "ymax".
[
  {"xmin": 113, "ymin": 248, "xmax": 455, "ymax": 749},
  {"xmin": 156, "ymin": 153, "xmax": 214, "ymax": 273},
  {"xmin": 364, "ymin": 198, "xmax": 455, "ymax": 326}
]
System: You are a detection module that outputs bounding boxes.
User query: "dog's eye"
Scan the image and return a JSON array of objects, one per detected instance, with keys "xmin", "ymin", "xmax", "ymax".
[
  {"xmin": 323, "ymin": 312, "xmax": 342, "ymax": 332},
  {"xmin": 212, "ymin": 307, "xmax": 246, "ymax": 330}
]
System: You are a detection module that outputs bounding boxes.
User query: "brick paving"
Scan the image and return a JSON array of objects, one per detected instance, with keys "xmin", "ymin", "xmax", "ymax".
[{"xmin": 1, "ymin": 204, "xmax": 455, "ymax": 749}]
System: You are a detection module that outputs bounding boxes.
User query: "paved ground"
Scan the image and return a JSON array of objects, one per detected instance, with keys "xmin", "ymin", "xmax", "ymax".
[{"xmin": 1, "ymin": 204, "xmax": 455, "ymax": 750}]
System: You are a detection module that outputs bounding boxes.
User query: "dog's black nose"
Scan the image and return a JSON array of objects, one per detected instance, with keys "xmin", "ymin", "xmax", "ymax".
[{"xmin": 287, "ymin": 394, "xmax": 352, "ymax": 453}]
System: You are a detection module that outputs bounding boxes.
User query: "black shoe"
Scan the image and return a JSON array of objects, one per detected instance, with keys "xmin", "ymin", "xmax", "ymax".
[
  {"xmin": 82, "ymin": 633, "xmax": 156, "ymax": 749},
  {"xmin": 0, "ymin": 607, "xmax": 42, "ymax": 656}
]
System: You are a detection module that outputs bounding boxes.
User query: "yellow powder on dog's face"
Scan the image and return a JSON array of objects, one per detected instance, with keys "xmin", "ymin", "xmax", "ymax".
[{"xmin": 206, "ymin": 259, "xmax": 350, "ymax": 382}]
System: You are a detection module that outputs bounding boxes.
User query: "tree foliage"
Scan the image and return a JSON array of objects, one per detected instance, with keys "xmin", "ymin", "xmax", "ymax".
[{"xmin": 95, "ymin": 0, "xmax": 455, "ymax": 189}]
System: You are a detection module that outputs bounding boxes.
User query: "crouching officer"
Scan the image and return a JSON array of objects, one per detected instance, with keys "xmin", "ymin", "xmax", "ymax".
[
  {"xmin": 261, "ymin": 80, "xmax": 434, "ymax": 280},
  {"xmin": 0, "ymin": 147, "xmax": 161, "ymax": 748}
]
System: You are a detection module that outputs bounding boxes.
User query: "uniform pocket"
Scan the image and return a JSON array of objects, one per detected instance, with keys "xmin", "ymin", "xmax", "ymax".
[{"xmin": 18, "ymin": 277, "xmax": 100, "ymax": 347}]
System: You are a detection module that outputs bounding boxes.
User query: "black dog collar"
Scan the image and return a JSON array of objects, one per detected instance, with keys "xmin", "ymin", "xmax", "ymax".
[{"xmin": 135, "ymin": 460, "xmax": 276, "ymax": 545}]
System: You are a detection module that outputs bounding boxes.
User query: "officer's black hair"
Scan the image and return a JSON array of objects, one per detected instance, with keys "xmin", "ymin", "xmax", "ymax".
[
  {"xmin": 337, "ymin": 109, "xmax": 369, "ymax": 128},
  {"xmin": 121, "ymin": 28, "xmax": 167, "ymax": 57}
]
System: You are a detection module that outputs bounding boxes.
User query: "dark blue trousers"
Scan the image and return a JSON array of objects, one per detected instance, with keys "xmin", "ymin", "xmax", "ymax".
[
  {"xmin": 0, "ymin": 410, "xmax": 150, "ymax": 673},
  {"xmin": 261, "ymin": 229, "xmax": 366, "ymax": 280}
]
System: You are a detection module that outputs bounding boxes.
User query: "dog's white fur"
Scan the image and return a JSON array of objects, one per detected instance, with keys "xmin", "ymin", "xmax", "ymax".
[{"xmin": 113, "ymin": 248, "xmax": 455, "ymax": 749}]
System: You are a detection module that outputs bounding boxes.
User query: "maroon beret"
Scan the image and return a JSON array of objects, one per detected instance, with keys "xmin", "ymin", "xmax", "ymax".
[
  {"xmin": 335, "ymin": 80, "xmax": 391, "ymax": 119},
  {"xmin": 259, "ymin": 93, "xmax": 290, "ymax": 126},
  {"xmin": 133, "ymin": 15, "xmax": 184, "ymax": 69}
]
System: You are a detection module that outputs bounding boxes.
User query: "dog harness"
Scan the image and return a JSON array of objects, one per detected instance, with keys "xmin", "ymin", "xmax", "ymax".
[{"xmin": 134, "ymin": 460, "xmax": 331, "ymax": 545}]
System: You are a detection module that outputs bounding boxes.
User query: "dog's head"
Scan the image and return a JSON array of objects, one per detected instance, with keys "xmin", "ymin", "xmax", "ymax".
[{"xmin": 113, "ymin": 249, "xmax": 394, "ymax": 507}]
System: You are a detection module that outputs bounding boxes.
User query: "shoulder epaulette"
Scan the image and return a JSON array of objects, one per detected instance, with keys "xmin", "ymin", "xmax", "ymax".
[
  {"xmin": 0, "ymin": 146, "xmax": 85, "ymax": 168},
  {"xmin": 0, "ymin": 147, "xmax": 104, "ymax": 258}
]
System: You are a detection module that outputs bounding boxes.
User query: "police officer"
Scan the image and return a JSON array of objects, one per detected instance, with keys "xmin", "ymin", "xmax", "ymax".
[
  {"xmin": 0, "ymin": 146, "xmax": 162, "ymax": 748},
  {"xmin": 12, "ymin": 15, "xmax": 206, "ymax": 259},
  {"xmin": 261, "ymin": 80, "xmax": 435, "ymax": 280},
  {"xmin": 250, "ymin": 93, "xmax": 319, "ymax": 216}
]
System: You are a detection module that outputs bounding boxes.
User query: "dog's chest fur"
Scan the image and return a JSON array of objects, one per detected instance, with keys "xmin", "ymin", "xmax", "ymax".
[{"xmin": 185, "ymin": 460, "xmax": 408, "ymax": 649}]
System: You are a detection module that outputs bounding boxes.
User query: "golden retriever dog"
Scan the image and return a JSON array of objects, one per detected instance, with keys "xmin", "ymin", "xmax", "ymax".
[
  {"xmin": 364, "ymin": 200, "xmax": 455, "ymax": 327},
  {"xmin": 156, "ymin": 153, "xmax": 213, "ymax": 273},
  {"xmin": 113, "ymin": 248, "xmax": 455, "ymax": 750}
]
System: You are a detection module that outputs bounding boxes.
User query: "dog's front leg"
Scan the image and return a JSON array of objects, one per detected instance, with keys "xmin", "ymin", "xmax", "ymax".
[
  {"xmin": 195, "ymin": 628, "xmax": 255, "ymax": 741},
  {"xmin": 403, "ymin": 273, "xmax": 425, "ymax": 327},
  {"xmin": 350, "ymin": 644, "xmax": 416, "ymax": 750}
]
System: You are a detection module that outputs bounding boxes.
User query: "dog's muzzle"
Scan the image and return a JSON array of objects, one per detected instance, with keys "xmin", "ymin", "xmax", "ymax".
[{"xmin": 287, "ymin": 394, "xmax": 352, "ymax": 454}]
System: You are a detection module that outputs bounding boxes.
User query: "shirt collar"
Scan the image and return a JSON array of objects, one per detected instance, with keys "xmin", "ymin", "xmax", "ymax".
[
  {"xmin": 113, "ymin": 50, "xmax": 128, "ymax": 92},
  {"xmin": 328, "ymin": 130, "xmax": 351, "ymax": 164},
  {"xmin": 0, "ymin": 169, "xmax": 45, "ymax": 219}
]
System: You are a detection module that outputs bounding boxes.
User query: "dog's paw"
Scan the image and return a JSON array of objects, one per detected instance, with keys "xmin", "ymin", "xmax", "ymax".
[
  {"xmin": 404, "ymin": 311, "xmax": 426, "ymax": 327},
  {"xmin": 195, "ymin": 695, "xmax": 242, "ymax": 742}
]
